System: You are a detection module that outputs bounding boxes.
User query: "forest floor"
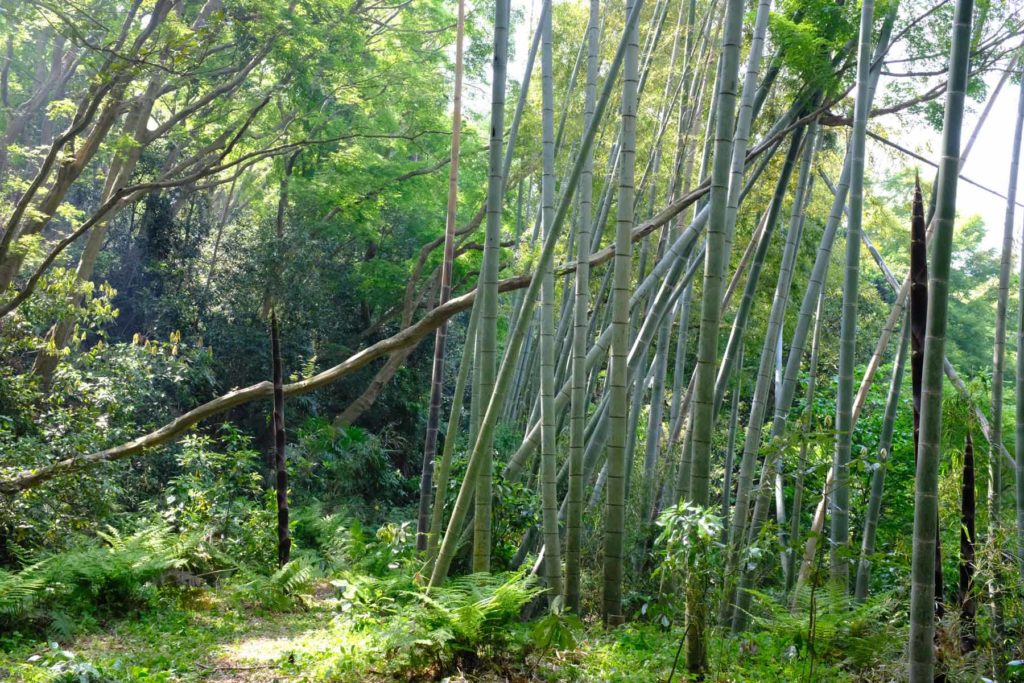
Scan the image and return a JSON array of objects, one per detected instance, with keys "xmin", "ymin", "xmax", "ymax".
[
  {"xmin": 0, "ymin": 575, "xmax": 910, "ymax": 682},
  {"xmin": 0, "ymin": 579, "xmax": 698, "ymax": 682},
  {"xmin": 0, "ymin": 588, "xmax": 329, "ymax": 683}
]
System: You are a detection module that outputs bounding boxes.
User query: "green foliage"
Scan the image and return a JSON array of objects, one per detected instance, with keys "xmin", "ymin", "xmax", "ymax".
[
  {"xmin": 401, "ymin": 571, "xmax": 541, "ymax": 662},
  {"xmin": 530, "ymin": 596, "xmax": 582, "ymax": 652},
  {"xmin": 291, "ymin": 505, "xmax": 416, "ymax": 576},
  {"xmin": 749, "ymin": 586, "xmax": 902, "ymax": 670},
  {"xmin": 284, "ymin": 570, "xmax": 542, "ymax": 679},
  {"xmin": 233, "ymin": 559, "xmax": 316, "ymax": 611},
  {"xmin": 768, "ymin": 0, "xmax": 856, "ymax": 96},
  {"xmin": 291, "ymin": 421, "xmax": 414, "ymax": 514},
  {"xmin": 0, "ymin": 523, "xmax": 194, "ymax": 636}
]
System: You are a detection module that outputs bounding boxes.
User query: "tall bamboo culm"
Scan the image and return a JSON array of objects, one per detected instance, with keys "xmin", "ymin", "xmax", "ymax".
[
  {"xmin": 603, "ymin": 0, "xmax": 640, "ymax": 625},
  {"xmin": 566, "ymin": 0, "xmax": 600, "ymax": 616},
  {"xmin": 538, "ymin": 0, "xmax": 563, "ymax": 602},
  {"xmin": 685, "ymin": 0, "xmax": 745, "ymax": 672},
  {"xmin": 472, "ymin": 0, "xmax": 510, "ymax": 573},
  {"xmin": 908, "ymin": 0, "xmax": 973, "ymax": 678},
  {"xmin": 831, "ymin": 0, "xmax": 874, "ymax": 589}
]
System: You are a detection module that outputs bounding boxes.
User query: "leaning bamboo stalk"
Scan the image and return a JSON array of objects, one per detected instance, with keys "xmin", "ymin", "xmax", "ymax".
[
  {"xmin": 995, "ymin": 49, "xmax": 1024, "ymax": 572},
  {"xmin": 1015, "ymin": 65, "xmax": 1024, "ymax": 582},
  {"xmin": 854, "ymin": 319, "xmax": 909, "ymax": 601},
  {"xmin": 723, "ymin": 128, "xmax": 809, "ymax": 632},
  {"xmin": 785, "ymin": 284, "xmax": 826, "ymax": 594},
  {"xmin": 430, "ymin": 0, "xmax": 648, "ymax": 588},
  {"xmin": 738, "ymin": 124, "xmax": 819, "ymax": 599},
  {"xmin": 423, "ymin": 306, "xmax": 479, "ymax": 574}
]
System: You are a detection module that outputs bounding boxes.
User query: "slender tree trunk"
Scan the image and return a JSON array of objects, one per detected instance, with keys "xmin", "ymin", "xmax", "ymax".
[
  {"xmin": 986, "ymin": 43, "xmax": 1024, "ymax": 651},
  {"xmin": 786, "ymin": 286, "xmax": 826, "ymax": 594},
  {"xmin": 960, "ymin": 432, "xmax": 977, "ymax": 654},
  {"xmin": 423, "ymin": 307, "xmax": 478, "ymax": 574},
  {"xmin": 415, "ymin": 0, "xmax": 465, "ymax": 553},
  {"xmin": 719, "ymin": 343, "xmax": 743, "ymax": 549},
  {"xmin": 1015, "ymin": 70, "xmax": 1024, "ymax": 584},
  {"xmin": 271, "ymin": 311, "xmax": 290, "ymax": 567},
  {"xmin": 908, "ymin": 2, "xmax": 973, "ymax": 678}
]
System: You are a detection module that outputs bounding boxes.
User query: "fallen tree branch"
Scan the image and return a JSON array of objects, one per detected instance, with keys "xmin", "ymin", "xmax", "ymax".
[{"xmin": 0, "ymin": 121, "xmax": 728, "ymax": 495}]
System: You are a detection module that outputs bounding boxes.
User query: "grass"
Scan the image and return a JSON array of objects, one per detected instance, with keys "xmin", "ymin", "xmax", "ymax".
[{"xmin": 0, "ymin": 589, "xmax": 326, "ymax": 682}]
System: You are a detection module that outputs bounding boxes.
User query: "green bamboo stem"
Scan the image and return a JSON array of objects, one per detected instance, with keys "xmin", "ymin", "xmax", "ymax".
[
  {"xmin": 722, "ymin": 127, "xmax": 808, "ymax": 632},
  {"xmin": 472, "ymin": 0, "xmax": 511, "ymax": 573},
  {"xmin": 566, "ymin": 0, "xmax": 600, "ymax": 616},
  {"xmin": 538, "ymin": 0, "xmax": 562, "ymax": 603},
  {"xmin": 909, "ymin": 0, "xmax": 973, "ymax": 678},
  {"xmin": 686, "ymin": 0, "xmax": 744, "ymax": 669},
  {"xmin": 831, "ymin": 0, "xmax": 875, "ymax": 589},
  {"xmin": 785, "ymin": 285, "xmax": 826, "ymax": 594},
  {"xmin": 603, "ymin": 0, "xmax": 640, "ymax": 618},
  {"xmin": 994, "ymin": 50, "xmax": 1024, "ymax": 552},
  {"xmin": 738, "ymin": 126, "xmax": 818, "ymax": 592}
]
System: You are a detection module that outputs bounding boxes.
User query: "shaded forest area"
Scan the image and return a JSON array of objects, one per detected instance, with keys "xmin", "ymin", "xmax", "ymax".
[{"xmin": 1, "ymin": 0, "xmax": 1024, "ymax": 680}]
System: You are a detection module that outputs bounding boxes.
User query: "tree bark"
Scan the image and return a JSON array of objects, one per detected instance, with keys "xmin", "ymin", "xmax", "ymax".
[{"xmin": 271, "ymin": 311, "xmax": 290, "ymax": 567}]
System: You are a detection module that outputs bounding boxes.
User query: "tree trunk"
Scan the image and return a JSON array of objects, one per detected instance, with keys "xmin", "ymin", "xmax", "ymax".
[
  {"xmin": 416, "ymin": 0, "xmax": 465, "ymax": 552},
  {"xmin": 271, "ymin": 311, "xmax": 290, "ymax": 567},
  {"xmin": 959, "ymin": 432, "xmax": 977, "ymax": 654}
]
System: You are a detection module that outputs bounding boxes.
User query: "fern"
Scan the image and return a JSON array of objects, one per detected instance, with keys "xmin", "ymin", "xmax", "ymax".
[
  {"xmin": 0, "ymin": 561, "xmax": 48, "ymax": 619},
  {"xmin": 396, "ymin": 570, "xmax": 542, "ymax": 666},
  {"xmin": 235, "ymin": 558, "xmax": 316, "ymax": 610},
  {"xmin": 0, "ymin": 522, "xmax": 195, "ymax": 633},
  {"xmin": 746, "ymin": 586, "xmax": 899, "ymax": 669}
]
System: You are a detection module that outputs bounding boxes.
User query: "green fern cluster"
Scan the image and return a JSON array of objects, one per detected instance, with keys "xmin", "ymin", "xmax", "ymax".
[
  {"xmin": 380, "ymin": 571, "xmax": 541, "ymax": 673},
  {"xmin": 234, "ymin": 558, "xmax": 317, "ymax": 610},
  {"xmin": 0, "ymin": 523, "xmax": 193, "ymax": 633},
  {"xmin": 748, "ymin": 586, "xmax": 900, "ymax": 670}
]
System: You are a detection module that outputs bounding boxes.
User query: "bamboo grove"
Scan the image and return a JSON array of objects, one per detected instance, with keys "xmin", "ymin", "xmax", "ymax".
[{"xmin": 3, "ymin": 0, "xmax": 1024, "ymax": 679}]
